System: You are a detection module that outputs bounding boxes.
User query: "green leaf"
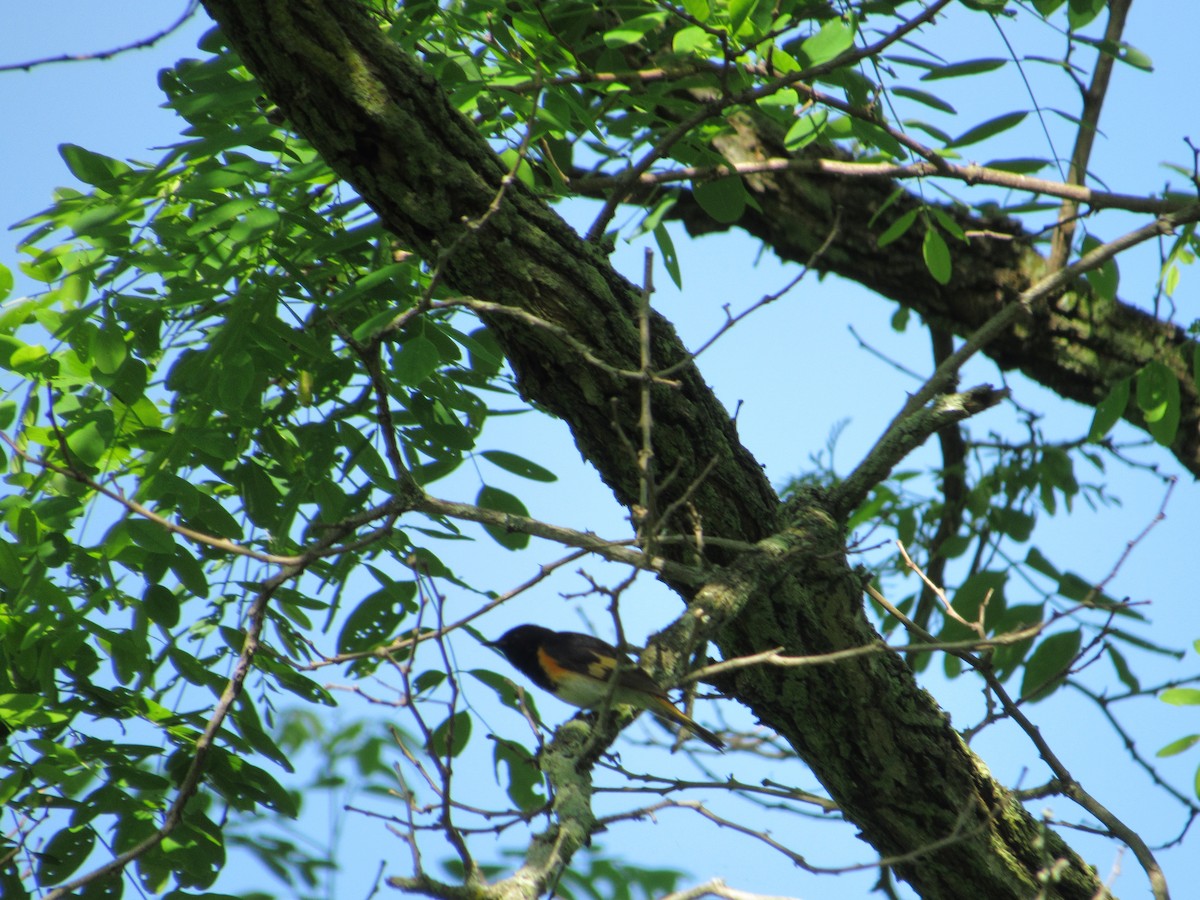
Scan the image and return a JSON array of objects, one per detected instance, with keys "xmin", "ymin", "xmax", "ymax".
[
  {"xmin": 1033, "ymin": 0, "xmax": 1065, "ymax": 15},
  {"xmin": 1161, "ymin": 688, "xmax": 1200, "ymax": 706},
  {"xmin": 784, "ymin": 109, "xmax": 828, "ymax": 151},
  {"xmin": 850, "ymin": 119, "xmax": 906, "ymax": 159},
  {"xmin": 0, "ymin": 539, "xmax": 22, "ymax": 588},
  {"xmin": 921, "ymin": 58, "xmax": 1007, "ymax": 81},
  {"xmin": 1088, "ymin": 377, "xmax": 1129, "ymax": 441},
  {"xmin": 392, "ymin": 336, "xmax": 441, "ymax": 385},
  {"xmin": 494, "ymin": 739, "xmax": 545, "ymax": 812},
  {"xmin": 59, "ymin": 143, "xmax": 130, "ymax": 188},
  {"xmin": 693, "ymin": 176, "xmax": 747, "ymax": 224},
  {"xmin": 983, "ymin": 157, "xmax": 1051, "ymax": 174},
  {"xmin": 673, "ymin": 25, "xmax": 713, "ymax": 55},
  {"xmin": 1156, "ymin": 734, "xmax": 1200, "ymax": 758},
  {"xmin": 1056, "ymin": 571, "xmax": 1093, "ymax": 602},
  {"xmin": 603, "ymin": 13, "xmax": 668, "ymax": 48},
  {"xmin": 654, "ymin": 224, "xmax": 682, "ymax": 290},
  {"xmin": 681, "ymin": 0, "xmax": 711, "ymax": 22},
  {"xmin": 922, "ymin": 226, "xmax": 952, "ymax": 285},
  {"xmin": 890, "ymin": 87, "xmax": 957, "ymax": 114},
  {"xmin": 90, "ymin": 326, "xmax": 128, "ymax": 376},
  {"xmin": 143, "ymin": 584, "xmax": 181, "ymax": 628},
  {"xmin": 125, "ymin": 517, "xmax": 177, "ymax": 555},
  {"xmin": 0, "ymin": 262, "xmax": 13, "ymax": 301},
  {"xmin": 37, "ymin": 826, "xmax": 96, "ymax": 884},
  {"xmin": 337, "ymin": 581, "xmax": 417, "ymax": 654},
  {"xmin": 728, "ymin": 0, "xmax": 759, "ymax": 34},
  {"xmin": 1105, "ymin": 644, "xmax": 1139, "ymax": 692},
  {"xmin": 1068, "ymin": 0, "xmax": 1106, "ymax": 30},
  {"xmin": 481, "ymin": 449, "xmax": 557, "ymax": 482},
  {"xmin": 169, "ymin": 547, "xmax": 209, "ymax": 598},
  {"xmin": 960, "ymin": 0, "xmax": 1010, "ymax": 11},
  {"xmin": 1020, "ymin": 630, "xmax": 1081, "ymax": 702},
  {"xmin": 66, "ymin": 412, "xmax": 113, "ymax": 467},
  {"xmin": 1078, "ymin": 36, "xmax": 1153, "ymax": 72},
  {"xmin": 429, "ymin": 710, "xmax": 472, "ymax": 758},
  {"xmin": 992, "ymin": 508, "xmax": 1033, "ymax": 541},
  {"xmin": 1081, "ymin": 235, "xmax": 1120, "ymax": 301},
  {"xmin": 1136, "ymin": 361, "xmax": 1180, "ymax": 446},
  {"xmin": 928, "ymin": 207, "xmax": 965, "ymax": 242},
  {"xmin": 476, "ymin": 485, "xmax": 531, "ymax": 550},
  {"xmin": 947, "ymin": 112, "xmax": 1027, "ymax": 148},
  {"xmin": 799, "ymin": 17, "xmax": 856, "ymax": 67},
  {"xmin": 877, "ymin": 207, "xmax": 919, "ymax": 248},
  {"xmin": 469, "ymin": 668, "xmax": 527, "ymax": 713}
]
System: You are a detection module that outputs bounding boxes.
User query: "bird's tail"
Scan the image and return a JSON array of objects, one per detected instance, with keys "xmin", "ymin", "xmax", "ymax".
[{"xmin": 650, "ymin": 695, "xmax": 725, "ymax": 751}]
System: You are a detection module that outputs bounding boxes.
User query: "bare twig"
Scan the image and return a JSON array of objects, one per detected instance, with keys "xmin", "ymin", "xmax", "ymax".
[
  {"xmin": 416, "ymin": 494, "xmax": 706, "ymax": 585},
  {"xmin": 682, "ymin": 622, "xmax": 1046, "ymax": 685},
  {"xmin": 1048, "ymin": 0, "xmax": 1135, "ymax": 269},
  {"xmin": 0, "ymin": 1, "xmax": 200, "ymax": 72}
]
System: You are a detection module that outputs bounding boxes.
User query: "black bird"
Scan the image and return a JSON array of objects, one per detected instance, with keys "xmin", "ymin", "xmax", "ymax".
[{"xmin": 488, "ymin": 624, "xmax": 725, "ymax": 751}]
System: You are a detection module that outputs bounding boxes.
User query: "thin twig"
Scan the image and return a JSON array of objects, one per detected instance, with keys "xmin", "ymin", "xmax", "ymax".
[
  {"xmin": 1048, "ymin": 0, "xmax": 1135, "ymax": 269},
  {"xmin": 0, "ymin": 1, "xmax": 200, "ymax": 72},
  {"xmin": 570, "ymin": 156, "xmax": 1184, "ymax": 217}
]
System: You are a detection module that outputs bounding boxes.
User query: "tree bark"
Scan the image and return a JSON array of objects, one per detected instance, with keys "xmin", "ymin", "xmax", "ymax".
[{"xmin": 200, "ymin": 1, "xmax": 1118, "ymax": 897}]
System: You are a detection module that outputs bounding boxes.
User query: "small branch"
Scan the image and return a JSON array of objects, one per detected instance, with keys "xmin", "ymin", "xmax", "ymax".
[
  {"xmin": 635, "ymin": 248, "xmax": 659, "ymax": 545},
  {"xmin": 661, "ymin": 878, "xmax": 803, "ymax": 900},
  {"xmin": 416, "ymin": 494, "xmax": 705, "ymax": 584},
  {"xmin": 911, "ymin": 327, "xmax": 967, "ymax": 635},
  {"xmin": 1048, "ymin": 0, "xmax": 1135, "ymax": 270},
  {"xmin": 295, "ymin": 547, "xmax": 590, "ymax": 669},
  {"xmin": 417, "ymin": 295, "xmax": 681, "ymax": 386},
  {"xmin": 834, "ymin": 203, "xmax": 1200, "ymax": 517},
  {"xmin": 0, "ymin": 1, "xmax": 200, "ymax": 72},
  {"xmin": 833, "ymin": 384, "xmax": 1008, "ymax": 518},
  {"xmin": 897, "ymin": 542, "xmax": 987, "ymax": 639},
  {"xmin": 682, "ymin": 622, "xmax": 1045, "ymax": 685},
  {"xmin": 569, "ymin": 156, "xmax": 1185, "ymax": 217},
  {"xmin": 656, "ymin": 214, "xmax": 840, "ymax": 379},
  {"xmin": 382, "ymin": 91, "xmax": 545, "ymax": 338}
]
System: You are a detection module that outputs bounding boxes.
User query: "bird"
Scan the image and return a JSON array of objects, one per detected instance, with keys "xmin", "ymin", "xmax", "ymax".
[{"xmin": 487, "ymin": 624, "xmax": 725, "ymax": 751}]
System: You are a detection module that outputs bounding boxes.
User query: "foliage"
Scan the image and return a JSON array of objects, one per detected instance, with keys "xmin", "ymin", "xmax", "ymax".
[{"xmin": 1, "ymin": 1, "xmax": 1199, "ymax": 898}]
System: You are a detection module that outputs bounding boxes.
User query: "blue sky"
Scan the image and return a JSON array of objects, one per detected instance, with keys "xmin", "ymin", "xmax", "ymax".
[{"xmin": 2, "ymin": 2, "xmax": 1198, "ymax": 898}]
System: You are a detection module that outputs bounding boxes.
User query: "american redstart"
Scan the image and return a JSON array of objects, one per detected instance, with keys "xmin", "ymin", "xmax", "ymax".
[{"xmin": 487, "ymin": 624, "xmax": 725, "ymax": 751}]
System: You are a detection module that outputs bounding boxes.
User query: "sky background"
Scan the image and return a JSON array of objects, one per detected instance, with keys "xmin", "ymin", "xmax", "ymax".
[{"xmin": 1, "ymin": 2, "xmax": 1199, "ymax": 898}]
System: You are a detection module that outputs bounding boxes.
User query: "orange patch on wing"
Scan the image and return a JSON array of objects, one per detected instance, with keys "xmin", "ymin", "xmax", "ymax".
[{"xmin": 536, "ymin": 646, "xmax": 570, "ymax": 682}]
